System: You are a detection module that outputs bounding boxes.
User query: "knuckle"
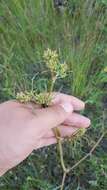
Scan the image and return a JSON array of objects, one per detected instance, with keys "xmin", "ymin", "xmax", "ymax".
[{"xmin": 52, "ymin": 105, "xmax": 65, "ymax": 121}]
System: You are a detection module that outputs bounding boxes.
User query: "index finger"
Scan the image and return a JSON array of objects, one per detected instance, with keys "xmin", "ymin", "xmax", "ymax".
[{"xmin": 51, "ymin": 92, "xmax": 85, "ymax": 111}]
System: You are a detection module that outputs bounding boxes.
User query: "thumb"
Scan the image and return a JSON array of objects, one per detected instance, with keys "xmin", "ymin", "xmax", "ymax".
[{"xmin": 32, "ymin": 102, "xmax": 73, "ymax": 131}]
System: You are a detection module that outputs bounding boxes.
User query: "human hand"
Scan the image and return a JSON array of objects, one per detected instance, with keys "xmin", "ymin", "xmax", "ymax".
[{"xmin": 0, "ymin": 93, "xmax": 90, "ymax": 176}]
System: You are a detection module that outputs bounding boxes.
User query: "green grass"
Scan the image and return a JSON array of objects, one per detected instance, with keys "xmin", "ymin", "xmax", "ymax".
[{"xmin": 0, "ymin": 0, "xmax": 107, "ymax": 189}]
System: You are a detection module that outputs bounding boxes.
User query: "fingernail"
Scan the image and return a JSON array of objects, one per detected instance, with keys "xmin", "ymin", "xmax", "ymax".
[
  {"xmin": 60, "ymin": 102, "xmax": 73, "ymax": 113},
  {"xmin": 85, "ymin": 118, "xmax": 91, "ymax": 127}
]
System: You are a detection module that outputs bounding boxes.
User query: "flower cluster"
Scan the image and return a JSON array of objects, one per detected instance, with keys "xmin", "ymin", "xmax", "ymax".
[
  {"xmin": 74, "ymin": 128, "xmax": 86, "ymax": 139},
  {"xmin": 43, "ymin": 48, "xmax": 59, "ymax": 73},
  {"xmin": 43, "ymin": 48, "xmax": 67, "ymax": 78},
  {"xmin": 34, "ymin": 93, "xmax": 52, "ymax": 106},
  {"xmin": 16, "ymin": 92, "xmax": 32, "ymax": 103},
  {"xmin": 57, "ymin": 62, "xmax": 68, "ymax": 78},
  {"xmin": 16, "ymin": 91, "xmax": 52, "ymax": 107},
  {"xmin": 104, "ymin": 66, "xmax": 107, "ymax": 73},
  {"xmin": 65, "ymin": 128, "xmax": 86, "ymax": 142}
]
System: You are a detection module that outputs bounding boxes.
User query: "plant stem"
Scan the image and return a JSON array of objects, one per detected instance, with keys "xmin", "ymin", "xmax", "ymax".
[
  {"xmin": 58, "ymin": 136, "xmax": 68, "ymax": 173},
  {"xmin": 48, "ymin": 73, "xmax": 69, "ymax": 190},
  {"xmin": 53, "ymin": 128, "xmax": 68, "ymax": 173},
  {"xmin": 50, "ymin": 75, "xmax": 57, "ymax": 93},
  {"xmin": 68, "ymin": 131, "xmax": 105, "ymax": 173},
  {"xmin": 60, "ymin": 172, "xmax": 67, "ymax": 190},
  {"xmin": 53, "ymin": 127, "xmax": 69, "ymax": 190},
  {"xmin": 59, "ymin": 131, "xmax": 105, "ymax": 190},
  {"xmin": 47, "ymin": 74, "xmax": 57, "ymax": 104}
]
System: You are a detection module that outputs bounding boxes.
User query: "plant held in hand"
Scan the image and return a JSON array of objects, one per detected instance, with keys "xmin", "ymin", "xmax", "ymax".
[{"xmin": 16, "ymin": 49, "xmax": 87, "ymax": 190}]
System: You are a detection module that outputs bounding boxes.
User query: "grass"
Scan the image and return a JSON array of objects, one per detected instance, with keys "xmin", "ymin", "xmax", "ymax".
[{"xmin": 0, "ymin": 0, "xmax": 107, "ymax": 189}]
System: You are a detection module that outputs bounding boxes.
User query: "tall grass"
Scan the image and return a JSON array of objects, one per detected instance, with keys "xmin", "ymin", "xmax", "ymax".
[
  {"xmin": 68, "ymin": 0, "xmax": 107, "ymax": 98},
  {"xmin": 0, "ymin": 0, "xmax": 106, "ymax": 156},
  {"xmin": 0, "ymin": 0, "xmax": 106, "ymax": 100}
]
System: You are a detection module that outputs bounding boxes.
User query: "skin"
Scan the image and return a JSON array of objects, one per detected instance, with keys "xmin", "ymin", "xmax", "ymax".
[{"xmin": 0, "ymin": 93, "xmax": 90, "ymax": 176}]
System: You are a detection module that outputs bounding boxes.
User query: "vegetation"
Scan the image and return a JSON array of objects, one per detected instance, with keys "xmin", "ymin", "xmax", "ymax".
[{"xmin": 0, "ymin": 0, "xmax": 107, "ymax": 189}]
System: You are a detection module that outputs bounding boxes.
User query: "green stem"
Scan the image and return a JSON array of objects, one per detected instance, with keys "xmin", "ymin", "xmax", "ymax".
[
  {"xmin": 49, "ymin": 75, "xmax": 57, "ymax": 94},
  {"xmin": 53, "ymin": 128, "xmax": 68, "ymax": 173},
  {"xmin": 49, "ymin": 74, "xmax": 68, "ymax": 190},
  {"xmin": 47, "ymin": 74, "xmax": 57, "ymax": 104},
  {"xmin": 68, "ymin": 132, "xmax": 105, "ymax": 173},
  {"xmin": 58, "ymin": 139, "xmax": 68, "ymax": 173},
  {"xmin": 60, "ymin": 172, "xmax": 67, "ymax": 190}
]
